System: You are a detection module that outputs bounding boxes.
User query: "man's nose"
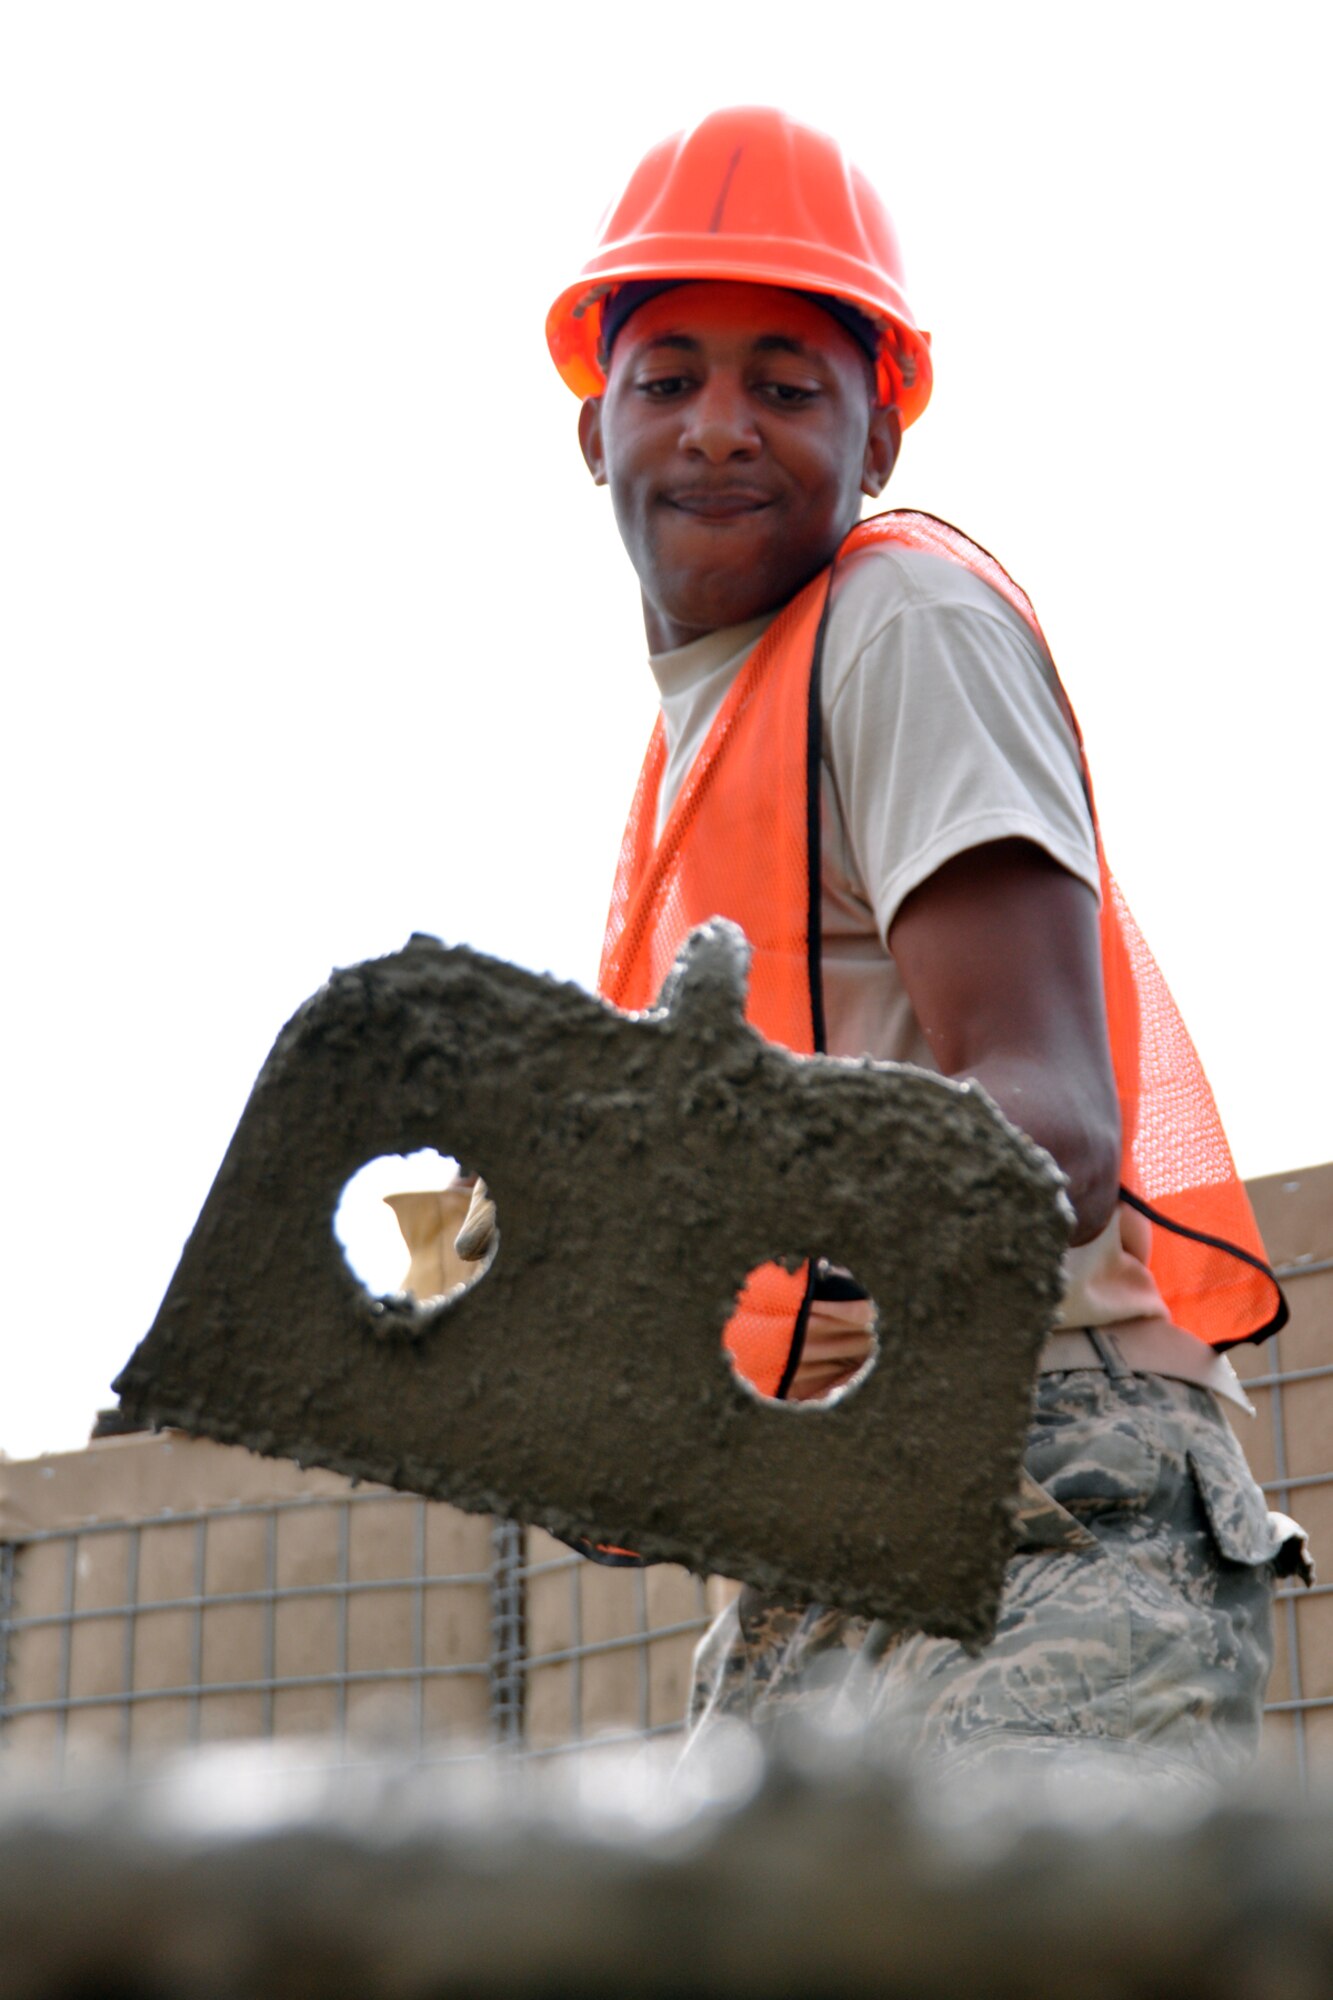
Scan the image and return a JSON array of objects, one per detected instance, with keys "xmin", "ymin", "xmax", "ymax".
[{"xmin": 679, "ymin": 379, "xmax": 760, "ymax": 461}]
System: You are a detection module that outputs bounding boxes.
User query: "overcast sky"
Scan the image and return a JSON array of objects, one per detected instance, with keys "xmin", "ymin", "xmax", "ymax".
[{"xmin": 4, "ymin": 2, "xmax": 1330, "ymax": 1461}]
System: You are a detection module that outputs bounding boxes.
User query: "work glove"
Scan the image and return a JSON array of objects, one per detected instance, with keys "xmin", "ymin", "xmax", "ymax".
[{"xmin": 454, "ymin": 1178, "xmax": 497, "ymax": 1262}]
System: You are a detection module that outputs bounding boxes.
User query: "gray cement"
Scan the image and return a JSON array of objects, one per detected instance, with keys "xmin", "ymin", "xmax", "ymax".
[
  {"xmin": 1, "ymin": 1737, "xmax": 1329, "ymax": 1999},
  {"xmin": 114, "ymin": 924, "xmax": 1068, "ymax": 1642}
]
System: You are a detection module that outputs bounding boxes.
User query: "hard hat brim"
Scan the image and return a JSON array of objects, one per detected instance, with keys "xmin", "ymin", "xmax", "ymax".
[{"xmin": 546, "ymin": 241, "xmax": 933, "ymax": 426}]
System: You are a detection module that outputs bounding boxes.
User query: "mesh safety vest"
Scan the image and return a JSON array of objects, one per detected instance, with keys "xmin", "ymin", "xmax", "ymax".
[{"xmin": 598, "ymin": 511, "xmax": 1286, "ymax": 1398}]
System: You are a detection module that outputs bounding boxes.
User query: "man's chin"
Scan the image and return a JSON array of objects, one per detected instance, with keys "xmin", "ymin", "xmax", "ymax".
[
  {"xmin": 647, "ymin": 548, "xmax": 803, "ymax": 635},
  {"xmin": 652, "ymin": 579, "xmax": 786, "ymax": 644}
]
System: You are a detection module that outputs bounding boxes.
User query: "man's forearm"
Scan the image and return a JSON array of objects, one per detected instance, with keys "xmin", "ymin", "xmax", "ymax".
[
  {"xmin": 952, "ymin": 1050, "xmax": 1120, "ymax": 1246},
  {"xmin": 888, "ymin": 841, "xmax": 1123, "ymax": 1250}
]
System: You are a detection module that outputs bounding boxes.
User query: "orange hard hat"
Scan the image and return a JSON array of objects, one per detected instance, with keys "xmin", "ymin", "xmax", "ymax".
[{"xmin": 546, "ymin": 107, "xmax": 933, "ymax": 425}]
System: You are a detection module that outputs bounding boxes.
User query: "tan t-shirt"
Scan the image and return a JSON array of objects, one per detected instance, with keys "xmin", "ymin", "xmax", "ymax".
[{"xmin": 648, "ymin": 540, "xmax": 1173, "ymax": 1339}]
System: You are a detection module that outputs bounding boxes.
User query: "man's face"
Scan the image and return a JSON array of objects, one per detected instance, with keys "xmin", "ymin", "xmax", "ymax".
[{"xmin": 579, "ymin": 283, "xmax": 898, "ymax": 652}]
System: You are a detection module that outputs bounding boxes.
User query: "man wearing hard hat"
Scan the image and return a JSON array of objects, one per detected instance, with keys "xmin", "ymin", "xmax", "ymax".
[{"xmin": 534, "ymin": 107, "xmax": 1309, "ymax": 1779}]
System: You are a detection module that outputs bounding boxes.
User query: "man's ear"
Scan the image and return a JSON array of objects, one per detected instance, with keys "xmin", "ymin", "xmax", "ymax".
[
  {"xmin": 861, "ymin": 404, "xmax": 901, "ymax": 498},
  {"xmin": 578, "ymin": 397, "xmax": 608, "ymax": 486}
]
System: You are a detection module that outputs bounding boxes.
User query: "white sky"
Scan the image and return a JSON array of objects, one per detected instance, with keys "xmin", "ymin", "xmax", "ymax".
[{"xmin": 3, "ymin": 3, "xmax": 1330, "ymax": 1462}]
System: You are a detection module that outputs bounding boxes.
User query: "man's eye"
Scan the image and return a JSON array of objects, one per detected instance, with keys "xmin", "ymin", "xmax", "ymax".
[
  {"xmin": 638, "ymin": 375, "xmax": 693, "ymax": 399},
  {"xmin": 760, "ymin": 381, "xmax": 818, "ymax": 406}
]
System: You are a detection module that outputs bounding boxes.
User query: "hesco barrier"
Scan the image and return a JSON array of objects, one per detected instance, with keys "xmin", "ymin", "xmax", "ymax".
[
  {"xmin": 1, "ymin": 1735, "xmax": 1332, "ymax": 1999},
  {"xmin": 0, "ymin": 1433, "xmax": 735, "ymax": 1777},
  {"xmin": 1230, "ymin": 1160, "xmax": 1333, "ymax": 1781},
  {"xmin": 1, "ymin": 1162, "xmax": 1328, "ymax": 1782}
]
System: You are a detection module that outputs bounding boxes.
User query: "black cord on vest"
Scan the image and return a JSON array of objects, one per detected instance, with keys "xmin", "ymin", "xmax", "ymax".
[
  {"xmin": 803, "ymin": 576, "xmax": 836, "ymax": 1060},
  {"xmin": 772, "ymin": 568, "xmax": 843, "ymax": 1404},
  {"xmin": 1118, "ymin": 1186, "xmax": 1289, "ymax": 1344}
]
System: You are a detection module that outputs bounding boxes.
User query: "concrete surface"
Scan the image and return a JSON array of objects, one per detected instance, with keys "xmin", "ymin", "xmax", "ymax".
[
  {"xmin": 114, "ymin": 925, "xmax": 1068, "ymax": 1642},
  {"xmin": 1, "ymin": 1733, "xmax": 1329, "ymax": 1999}
]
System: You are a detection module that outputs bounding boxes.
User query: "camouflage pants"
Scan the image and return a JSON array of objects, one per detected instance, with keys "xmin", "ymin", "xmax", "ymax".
[{"xmin": 688, "ymin": 1355, "xmax": 1310, "ymax": 1787}]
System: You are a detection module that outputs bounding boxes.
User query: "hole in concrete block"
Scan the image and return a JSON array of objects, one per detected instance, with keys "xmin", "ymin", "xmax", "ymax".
[
  {"xmin": 726, "ymin": 1258, "xmax": 879, "ymax": 1407},
  {"xmin": 335, "ymin": 1150, "xmax": 490, "ymax": 1302}
]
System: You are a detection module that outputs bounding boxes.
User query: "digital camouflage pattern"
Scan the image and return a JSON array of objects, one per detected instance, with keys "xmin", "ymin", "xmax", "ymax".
[{"xmin": 689, "ymin": 1350, "xmax": 1314, "ymax": 1787}]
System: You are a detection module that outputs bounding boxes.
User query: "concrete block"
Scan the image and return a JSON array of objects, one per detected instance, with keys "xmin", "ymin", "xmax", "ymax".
[{"xmin": 115, "ymin": 925, "xmax": 1068, "ymax": 1645}]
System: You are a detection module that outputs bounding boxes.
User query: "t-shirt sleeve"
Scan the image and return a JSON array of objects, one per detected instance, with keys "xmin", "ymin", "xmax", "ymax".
[{"xmin": 822, "ymin": 556, "xmax": 1101, "ymax": 944}]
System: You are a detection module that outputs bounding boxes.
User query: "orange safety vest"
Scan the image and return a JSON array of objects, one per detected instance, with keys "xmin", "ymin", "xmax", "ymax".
[{"xmin": 599, "ymin": 511, "xmax": 1287, "ymax": 1398}]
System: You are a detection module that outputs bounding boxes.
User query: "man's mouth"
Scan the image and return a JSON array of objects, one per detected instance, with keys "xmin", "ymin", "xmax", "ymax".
[{"xmin": 664, "ymin": 489, "xmax": 774, "ymax": 520}]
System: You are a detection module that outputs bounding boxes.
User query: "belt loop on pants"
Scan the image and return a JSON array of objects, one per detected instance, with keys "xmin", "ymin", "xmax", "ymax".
[{"xmin": 1085, "ymin": 1326, "xmax": 1134, "ymax": 1382}]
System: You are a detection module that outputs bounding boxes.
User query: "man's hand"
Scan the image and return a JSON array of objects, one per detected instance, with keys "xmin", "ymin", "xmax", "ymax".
[{"xmin": 887, "ymin": 838, "xmax": 1121, "ymax": 1246}]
